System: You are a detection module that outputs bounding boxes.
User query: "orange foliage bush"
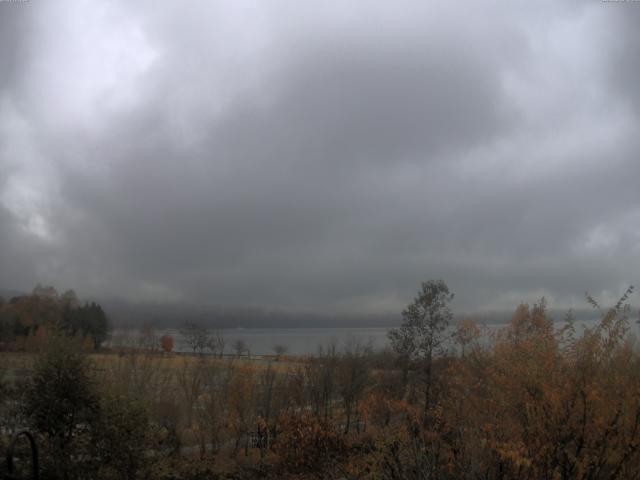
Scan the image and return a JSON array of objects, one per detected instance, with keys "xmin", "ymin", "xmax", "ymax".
[
  {"xmin": 372, "ymin": 293, "xmax": 640, "ymax": 479},
  {"xmin": 271, "ymin": 412, "xmax": 347, "ymax": 478}
]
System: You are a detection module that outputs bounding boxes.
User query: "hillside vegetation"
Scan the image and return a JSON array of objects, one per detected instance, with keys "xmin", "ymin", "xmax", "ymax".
[{"xmin": 1, "ymin": 282, "xmax": 640, "ymax": 479}]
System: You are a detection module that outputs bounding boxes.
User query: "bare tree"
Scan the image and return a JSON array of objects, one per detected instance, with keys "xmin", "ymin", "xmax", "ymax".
[
  {"xmin": 137, "ymin": 323, "xmax": 158, "ymax": 352},
  {"xmin": 176, "ymin": 356, "xmax": 205, "ymax": 428},
  {"xmin": 272, "ymin": 344, "xmax": 287, "ymax": 360},
  {"xmin": 199, "ymin": 357, "xmax": 232, "ymax": 454},
  {"xmin": 306, "ymin": 341, "xmax": 339, "ymax": 422},
  {"xmin": 208, "ymin": 328, "xmax": 225, "ymax": 357},
  {"xmin": 233, "ymin": 338, "xmax": 248, "ymax": 358},
  {"xmin": 180, "ymin": 322, "xmax": 226, "ymax": 357},
  {"xmin": 337, "ymin": 338, "xmax": 373, "ymax": 433},
  {"xmin": 387, "ymin": 279, "xmax": 453, "ymax": 425},
  {"xmin": 255, "ymin": 364, "xmax": 278, "ymax": 457}
]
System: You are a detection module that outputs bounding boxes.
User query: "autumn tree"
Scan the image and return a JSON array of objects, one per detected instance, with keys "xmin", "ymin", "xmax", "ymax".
[
  {"xmin": 9, "ymin": 287, "xmax": 62, "ymax": 344},
  {"xmin": 227, "ymin": 364, "xmax": 257, "ymax": 457},
  {"xmin": 0, "ymin": 287, "xmax": 111, "ymax": 349},
  {"xmin": 0, "ymin": 286, "xmax": 111, "ymax": 350},
  {"xmin": 452, "ymin": 318, "xmax": 481, "ymax": 357},
  {"xmin": 272, "ymin": 412, "xmax": 347, "ymax": 479},
  {"xmin": 160, "ymin": 334, "xmax": 175, "ymax": 353},
  {"xmin": 507, "ymin": 298, "xmax": 553, "ymax": 345},
  {"xmin": 388, "ymin": 279, "xmax": 454, "ymax": 425}
]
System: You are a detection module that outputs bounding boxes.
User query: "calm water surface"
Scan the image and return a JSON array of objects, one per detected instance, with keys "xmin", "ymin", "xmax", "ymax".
[{"xmin": 110, "ymin": 319, "xmax": 610, "ymax": 356}]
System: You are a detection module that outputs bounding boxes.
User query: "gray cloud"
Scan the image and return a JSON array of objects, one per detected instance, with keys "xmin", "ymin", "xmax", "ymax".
[
  {"xmin": 606, "ymin": 7, "xmax": 640, "ymax": 114},
  {"xmin": 0, "ymin": 5, "xmax": 31, "ymax": 93},
  {"xmin": 0, "ymin": 1, "xmax": 639, "ymax": 316}
]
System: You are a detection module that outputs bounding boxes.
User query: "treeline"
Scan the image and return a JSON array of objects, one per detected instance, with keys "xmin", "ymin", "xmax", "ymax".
[
  {"xmin": 2, "ymin": 281, "xmax": 640, "ymax": 479},
  {"xmin": 0, "ymin": 285, "xmax": 109, "ymax": 350}
]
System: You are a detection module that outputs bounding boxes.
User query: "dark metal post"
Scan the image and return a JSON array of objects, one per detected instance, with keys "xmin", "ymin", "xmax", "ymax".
[{"xmin": 4, "ymin": 431, "xmax": 39, "ymax": 480}]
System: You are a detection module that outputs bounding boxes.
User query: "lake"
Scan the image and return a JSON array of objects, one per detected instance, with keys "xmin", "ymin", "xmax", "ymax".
[
  {"xmin": 109, "ymin": 318, "xmax": 614, "ymax": 356},
  {"xmin": 109, "ymin": 326, "xmax": 391, "ymax": 356}
]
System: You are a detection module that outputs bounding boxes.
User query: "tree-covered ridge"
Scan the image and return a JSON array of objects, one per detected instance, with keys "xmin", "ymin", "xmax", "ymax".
[{"xmin": 0, "ymin": 285, "xmax": 109, "ymax": 350}]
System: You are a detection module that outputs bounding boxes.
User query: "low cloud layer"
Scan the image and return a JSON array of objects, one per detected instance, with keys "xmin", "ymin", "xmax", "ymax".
[{"xmin": 1, "ymin": 1, "xmax": 639, "ymax": 315}]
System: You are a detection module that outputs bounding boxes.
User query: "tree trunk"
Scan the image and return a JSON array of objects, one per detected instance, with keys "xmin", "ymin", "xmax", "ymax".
[
  {"xmin": 345, "ymin": 402, "xmax": 352, "ymax": 434},
  {"xmin": 423, "ymin": 358, "xmax": 432, "ymax": 427}
]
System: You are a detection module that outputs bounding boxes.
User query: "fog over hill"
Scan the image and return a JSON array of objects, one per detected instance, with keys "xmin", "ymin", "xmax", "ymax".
[
  {"xmin": 0, "ymin": 284, "xmax": 629, "ymax": 329},
  {"xmin": 0, "ymin": 289, "xmax": 24, "ymax": 301},
  {"xmin": 0, "ymin": 284, "xmax": 631, "ymax": 329},
  {"xmin": 99, "ymin": 297, "xmax": 613, "ymax": 329}
]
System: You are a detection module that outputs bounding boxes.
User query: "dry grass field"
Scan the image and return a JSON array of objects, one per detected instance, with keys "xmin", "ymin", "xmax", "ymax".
[{"xmin": 0, "ymin": 349, "xmax": 295, "ymax": 388}]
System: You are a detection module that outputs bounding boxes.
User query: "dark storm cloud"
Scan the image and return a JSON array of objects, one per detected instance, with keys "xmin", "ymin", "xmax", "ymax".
[
  {"xmin": 53, "ymin": 40, "xmax": 515, "ymax": 307},
  {"xmin": 0, "ymin": 1, "xmax": 639, "ymax": 315}
]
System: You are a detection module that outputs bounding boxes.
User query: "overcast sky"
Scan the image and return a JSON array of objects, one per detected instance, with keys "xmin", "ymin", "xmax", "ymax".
[{"xmin": 1, "ymin": 1, "xmax": 639, "ymax": 315}]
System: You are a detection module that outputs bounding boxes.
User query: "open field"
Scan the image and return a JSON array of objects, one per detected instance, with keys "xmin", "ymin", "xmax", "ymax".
[{"xmin": 0, "ymin": 349, "xmax": 298, "ymax": 384}]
